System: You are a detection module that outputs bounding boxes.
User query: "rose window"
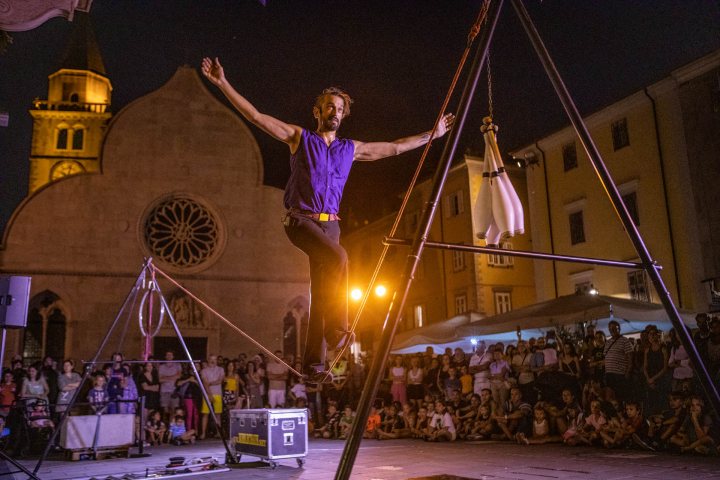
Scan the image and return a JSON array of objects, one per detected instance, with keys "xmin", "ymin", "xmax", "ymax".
[{"xmin": 143, "ymin": 195, "xmax": 222, "ymax": 270}]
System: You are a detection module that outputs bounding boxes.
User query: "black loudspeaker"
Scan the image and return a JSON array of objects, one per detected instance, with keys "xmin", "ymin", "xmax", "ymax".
[{"xmin": 0, "ymin": 275, "xmax": 31, "ymax": 328}]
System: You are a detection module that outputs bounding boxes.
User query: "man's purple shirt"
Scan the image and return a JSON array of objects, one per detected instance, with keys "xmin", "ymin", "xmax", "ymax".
[{"xmin": 283, "ymin": 129, "xmax": 355, "ymax": 214}]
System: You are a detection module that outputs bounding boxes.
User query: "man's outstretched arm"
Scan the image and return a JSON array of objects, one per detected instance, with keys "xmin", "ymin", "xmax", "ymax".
[
  {"xmin": 201, "ymin": 57, "xmax": 302, "ymax": 150},
  {"xmin": 353, "ymin": 113, "xmax": 455, "ymax": 162}
]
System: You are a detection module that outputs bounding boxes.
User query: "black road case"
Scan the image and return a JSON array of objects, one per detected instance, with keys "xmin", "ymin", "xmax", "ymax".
[{"xmin": 229, "ymin": 408, "xmax": 308, "ymax": 468}]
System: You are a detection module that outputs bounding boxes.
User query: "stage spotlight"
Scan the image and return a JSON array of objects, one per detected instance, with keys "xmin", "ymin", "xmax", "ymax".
[
  {"xmin": 350, "ymin": 288, "xmax": 363, "ymax": 301},
  {"xmin": 470, "ymin": 337, "xmax": 478, "ymax": 346},
  {"xmin": 374, "ymin": 285, "xmax": 387, "ymax": 297},
  {"xmin": 589, "ymin": 284, "xmax": 599, "ymax": 295}
]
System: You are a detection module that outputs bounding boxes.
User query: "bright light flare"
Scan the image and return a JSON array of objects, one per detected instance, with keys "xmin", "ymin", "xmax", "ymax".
[
  {"xmin": 374, "ymin": 285, "xmax": 387, "ymax": 297},
  {"xmin": 350, "ymin": 288, "xmax": 363, "ymax": 301}
]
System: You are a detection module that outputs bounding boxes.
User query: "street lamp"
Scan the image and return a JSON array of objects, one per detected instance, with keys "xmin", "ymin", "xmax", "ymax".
[
  {"xmin": 350, "ymin": 288, "xmax": 363, "ymax": 301},
  {"xmin": 374, "ymin": 284, "xmax": 387, "ymax": 297}
]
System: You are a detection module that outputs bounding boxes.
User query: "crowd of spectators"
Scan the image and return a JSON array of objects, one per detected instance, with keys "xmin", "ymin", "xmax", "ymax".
[
  {"xmin": 1, "ymin": 313, "xmax": 719, "ymax": 456},
  {"xmin": 318, "ymin": 315, "xmax": 720, "ymax": 457}
]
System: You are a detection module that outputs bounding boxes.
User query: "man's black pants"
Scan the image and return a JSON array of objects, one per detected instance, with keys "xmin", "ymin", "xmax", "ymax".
[{"xmin": 284, "ymin": 213, "xmax": 348, "ymax": 368}]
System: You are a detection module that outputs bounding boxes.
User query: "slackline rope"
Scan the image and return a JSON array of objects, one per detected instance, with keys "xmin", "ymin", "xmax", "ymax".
[
  {"xmin": 152, "ymin": 264, "xmax": 302, "ymax": 378},
  {"xmin": 324, "ymin": 0, "xmax": 494, "ymax": 378}
]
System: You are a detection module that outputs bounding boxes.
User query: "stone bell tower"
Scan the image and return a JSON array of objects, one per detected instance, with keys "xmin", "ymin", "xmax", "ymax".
[{"xmin": 28, "ymin": 12, "xmax": 111, "ymax": 194}]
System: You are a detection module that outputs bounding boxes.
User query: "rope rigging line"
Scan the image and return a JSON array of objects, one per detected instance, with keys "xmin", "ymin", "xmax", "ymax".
[
  {"xmin": 324, "ymin": 0, "xmax": 493, "ymax": 378},
  {"xmin": 150, "ymin": 264, "xmax": 303, "ymax": 379}
]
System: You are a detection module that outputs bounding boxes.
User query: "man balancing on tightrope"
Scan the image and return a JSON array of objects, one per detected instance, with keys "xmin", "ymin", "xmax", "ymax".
[{"xmin": 201, "ymin": 57, "xmax": 454, "ymax": 380}]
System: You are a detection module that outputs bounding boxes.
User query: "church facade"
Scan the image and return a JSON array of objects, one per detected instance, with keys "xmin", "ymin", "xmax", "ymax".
[{"xmin": 1, "ymin": 62, "xmax": 309, "ymax": 365}]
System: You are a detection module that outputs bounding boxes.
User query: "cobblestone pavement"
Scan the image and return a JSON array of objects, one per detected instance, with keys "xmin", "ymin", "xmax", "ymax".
[{"xmin": 5, "ymin": 439, "xmax": 720, "ymax": 480}]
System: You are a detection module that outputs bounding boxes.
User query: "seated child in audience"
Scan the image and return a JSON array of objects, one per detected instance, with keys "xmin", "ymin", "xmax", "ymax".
[
  {"xmin": 376, "ymin": 404, "xmax": 403, "ymax": 440},
  {"xmin": 424, "ymin": 400, "xmax": 456, "ymax": 442},
  {"xmin": 145, "ymin": 410, "xmax": 167, "ymax": 446},
  {"xmin": 338, "ymin": 406, "xmax": 354, "ymax": 439},
  {"xmin": 467, "ymin": 404, "xmax": 494, "ymax": 440},
  {"xmin": 364, "ymin": 405, "xmax": 382, "ymax": 439},
  {"xmin": 561, "ymin": 405, "xmax": 590, "ymax": 446},
  {"xmin": 315, "ymin": 403, "xmax": 341, "ymax": 439},
  {"xmin": 581, "ymin": 400, "xmax": 607, "ymax": 445},
  {"xmin": 456, "ymin": 394, "xmax": 480, "ymax": 439},
  {"xmin": 670, "ymin": 396, "xmax": 715, "ymax": 455},
  {"xmin": 168, "ymin": 415, "xmax": 196, "ymax": 445},
  {"xmin": 647, "ymin": 392, "xmax": 686, "ymax": 449},
  {"xmin": 516, "ymin": 404, "xmax": 561, "ymax": 445},
  {"xmin": 410, "ymin": 406, "xmax": 429, "ymax": 439},
  {"xmin": 599, "ymin": 400, "xmax": 645, "ymax": 448}
]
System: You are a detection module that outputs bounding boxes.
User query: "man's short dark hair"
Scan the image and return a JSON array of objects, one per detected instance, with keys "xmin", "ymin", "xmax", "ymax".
[{"xmin": 315, "ymin": 87, "xmax": 353, "ymax": 118}]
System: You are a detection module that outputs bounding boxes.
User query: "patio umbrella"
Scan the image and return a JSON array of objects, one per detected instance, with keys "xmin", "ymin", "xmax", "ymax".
[{"xmin": 472, "ymin": 117, "xmax": 524, "ymax": 246}]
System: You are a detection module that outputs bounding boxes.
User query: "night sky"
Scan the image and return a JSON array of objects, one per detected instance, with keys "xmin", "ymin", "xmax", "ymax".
[{"xmin": 1, "ymin": 0, "xmax": 718, "ymax": 234}]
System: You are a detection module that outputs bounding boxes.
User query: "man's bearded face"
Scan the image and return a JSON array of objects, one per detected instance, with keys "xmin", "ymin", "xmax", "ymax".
[{"xmin": 315, "ymin": 94, "xmax": 345, "ymax": 132}]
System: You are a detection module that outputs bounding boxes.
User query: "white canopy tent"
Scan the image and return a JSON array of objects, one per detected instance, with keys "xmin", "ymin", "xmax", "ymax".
[
  {"xmin": 391, "ymin": 312, "xmax": 481, "ymax": 354},
  {"xmin": 391, "ymin": 294, "xmax": 697, "ymax": 353}
]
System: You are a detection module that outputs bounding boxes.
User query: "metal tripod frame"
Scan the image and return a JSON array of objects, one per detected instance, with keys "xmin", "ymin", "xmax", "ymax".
[
  {"xmin": 335, "ymin": 1, "xmax": 720, "ymax": 478},
  {"xmin": 34, "ymin": 258, "xmax": 235, "ymax": 476}
]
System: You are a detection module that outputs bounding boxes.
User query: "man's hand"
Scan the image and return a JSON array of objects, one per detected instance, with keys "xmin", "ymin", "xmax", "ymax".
[
  {"xmin": 432, "ymin": 113, "xmax": 455, "ymax": 139},
  {"xmin": 201, "ymin": 57, "xmax": 226, "ymax": 88}
]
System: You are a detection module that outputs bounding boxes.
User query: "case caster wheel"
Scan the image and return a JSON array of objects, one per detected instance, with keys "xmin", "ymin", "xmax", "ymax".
[
  {"xmin": 269, "ymin": 461, "xmax": 277, "ymax": 470},
  {"xmin": 296, "ymin": 458, "xmax": 305, "ymax": 467},
  {"xmin": 226, "ymin": 453, "xmax": 241, "ymax": 464}
]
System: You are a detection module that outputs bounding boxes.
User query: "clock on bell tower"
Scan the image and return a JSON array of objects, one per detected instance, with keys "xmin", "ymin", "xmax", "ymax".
[{"xmin": 50, "ymin": 160, "xmax": 86, "ymax": 181}]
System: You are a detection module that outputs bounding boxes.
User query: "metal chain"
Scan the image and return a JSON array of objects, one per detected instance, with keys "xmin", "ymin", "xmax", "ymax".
[{"xmin": 487, "ymin": 50, "xmax": 493, "ymax": 118}]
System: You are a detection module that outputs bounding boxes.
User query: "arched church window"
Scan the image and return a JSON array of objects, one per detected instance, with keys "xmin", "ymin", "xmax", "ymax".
[
  {"xmin": 56, "ymin": 128, "xmax": 68, "ymax": 150},
  {"xmin": 23, "ymin": 308, "xmax": 43, "ymax": 364},
  {"xmin": 22, "ymin": 291, "xmax": 66, "ymax": 365},
  {"xmin": 70, "ymin": 93, "xmax": 79, "ymax": 103},
  {"xmin": 72, "ymin": 128, "xmax": 84, "ymax": 150},
  {"xmin": 142, "ymin": 194, "xmax": 226, "ymax": 272}
]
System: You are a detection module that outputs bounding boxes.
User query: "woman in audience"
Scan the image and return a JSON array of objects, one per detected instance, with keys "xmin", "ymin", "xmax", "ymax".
[
  {"xmin": 406, "ymin": 356, "xmax": 425, "ymax": 408},
  {"xmin": 488, "ymin": 347, "xmax": 511, "ymax": 407},
  {"xmin": 389, "ymin": 355, "xmax": 407, "ymax": 405},
  {"xmin": 642, "ymin": 328, "xmax": 669, "ymax": 416},
  {"xmin": 20, "ymin": 364, "xmax": 49, "ymax": 407},
  {"xmin": 139, "ymin": 362, "xmax": 161, "ymax": 420},
  {"xmin": 245, "ymin": 361, "xmax": 264, "ymax": 408}
]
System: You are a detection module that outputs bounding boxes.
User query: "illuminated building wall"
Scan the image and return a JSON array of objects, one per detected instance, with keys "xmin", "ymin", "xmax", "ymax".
[{"xmin": 513, "ymin": 49, "xmax": 720, "ymax": 312}]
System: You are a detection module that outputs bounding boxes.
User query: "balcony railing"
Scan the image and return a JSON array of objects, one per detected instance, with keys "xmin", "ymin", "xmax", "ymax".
[{"xmin": 32, "ymin": 99, "xmax": 109, "ymax": 113}]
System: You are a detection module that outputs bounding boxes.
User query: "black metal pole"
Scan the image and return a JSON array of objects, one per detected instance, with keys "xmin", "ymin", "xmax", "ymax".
[
  {"xmin": 510, "ymin": 0, "xmax": 720, "ymax": 418},
  {"xmin": 384, "ymin": 237, "xmax": 656, "ymax": 270},
  {"xmin": 33, "ymin": 260, "xmax": 149, "ymax": 475},
  {"xmin": 334, "ymin": 2, "xmax": 505, "ymax": 478},
  {"xmin": 153, "ymin": 276, "xmax": 236, "ymax": 463},
  {"xmin": 0, "ymin": 450, "xmax": 41, "ymax": 480}
]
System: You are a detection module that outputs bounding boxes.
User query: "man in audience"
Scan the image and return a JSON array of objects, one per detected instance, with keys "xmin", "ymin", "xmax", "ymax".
[
  {"xmin": 603, "ymin": 320, "xmax": 634, "ymax": 403},
  {"xmin": 266, "ymin": 350, "xmax": 289, "ymax": 408}
]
